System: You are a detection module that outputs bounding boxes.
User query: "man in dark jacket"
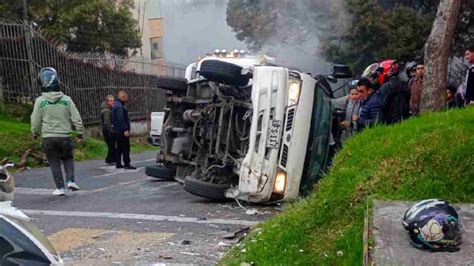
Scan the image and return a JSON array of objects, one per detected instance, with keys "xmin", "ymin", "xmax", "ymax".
[
  {"xmin": 356, "ymin": 78, "xmax": 382, "ymax": 131},
  {"xmin": 112, "ymin": 90, "xmax": 136, "ymax": 169},
  {"xmin": 378, "ymin": 67, "xmax": 410, "ymax": 124},
  {"xmin": 464, "ymin": 46, "xmax": 474, "ymax": 105},
  {"xmin": 100, "ymin": 95, "xmax": 115, "ymax": 164}
]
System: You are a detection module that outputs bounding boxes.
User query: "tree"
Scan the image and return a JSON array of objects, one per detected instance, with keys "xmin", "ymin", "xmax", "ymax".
[
  {"xmin": 420, "ymin": 0, "xmax": 462, "ymax": 112},
  {"xmin": 0, "ymin": 0, "xmax": 141, "ymax": 55},
  {"xmin": 226, "ymin": 0, "xmax": 471, "ymax": 74}
]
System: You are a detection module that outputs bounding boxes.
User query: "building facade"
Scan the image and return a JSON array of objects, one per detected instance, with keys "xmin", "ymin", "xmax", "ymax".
[{"xmin": 118, "ymin": 0, "xmax": 164, "ymax": 59}]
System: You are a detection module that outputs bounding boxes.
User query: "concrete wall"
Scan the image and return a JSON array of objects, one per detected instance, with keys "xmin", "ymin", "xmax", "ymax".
[{"xmin": 84, "ymin": 121, "xmax": 149, "ymax": 138}]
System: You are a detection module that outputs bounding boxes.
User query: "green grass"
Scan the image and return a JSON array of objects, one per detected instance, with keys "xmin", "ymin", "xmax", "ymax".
[
  {"xmin": 0, "ymin": 103, "xmax": 156, "ymax": 166},
  {"xmin": 221, "ymin": 107, "xmax": 474, "ymax": 266}
]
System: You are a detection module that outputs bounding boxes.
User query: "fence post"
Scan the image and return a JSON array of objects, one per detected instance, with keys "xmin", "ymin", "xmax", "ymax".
[
  {"xmin": 23, "ymin": 0, "xmax": 37, "ymax": 96},
  {"xmin": 0, "ymin": 77, "xmax": 4, "ymax": 113}
]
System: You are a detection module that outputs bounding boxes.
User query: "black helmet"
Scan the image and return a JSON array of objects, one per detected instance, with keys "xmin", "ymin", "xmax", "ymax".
[
  {"xmin": 37, "ymin": 67, "xmax": 60, "ymax": 92},
  {"xmin": 402, "ymin": 199, "xmax": 462, "ymax": 252},
  {"xmin": 405, "ymin": 61, "xmax": 417, "ymax": 78}
]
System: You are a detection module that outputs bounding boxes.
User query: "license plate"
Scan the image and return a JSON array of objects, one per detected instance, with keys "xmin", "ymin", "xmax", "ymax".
[{"xmin": 266, "ymin": 120, "xmax": 282, "ymax": 149}]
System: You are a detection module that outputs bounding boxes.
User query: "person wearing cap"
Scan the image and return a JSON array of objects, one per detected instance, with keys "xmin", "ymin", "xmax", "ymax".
[{"xmin": 31, "ymin": 67, "xmax": 84, "ymax": 196}]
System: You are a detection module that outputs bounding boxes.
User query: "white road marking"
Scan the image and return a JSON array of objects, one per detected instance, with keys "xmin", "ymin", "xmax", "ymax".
[
  {"xmin": 15, "ymin": 188, "xmax": 88, "ymax": 195},
  {"xmin": 23, "ymin": 209, "xmax": 259, "ymax": 226},
  {"xmin": 133, "ymin": 158, "xmax": 156, "ymax": 164},
  {"xmin": 89, "ymin": 167, "xmax": 144, "ymax": 178},
  {"xmin": 98, "ymin": 158, "xmax": 155, "ymax": 170},
  {"xmin": 15, "ymin": 176, "xmax": 153, "ymax": 195}
]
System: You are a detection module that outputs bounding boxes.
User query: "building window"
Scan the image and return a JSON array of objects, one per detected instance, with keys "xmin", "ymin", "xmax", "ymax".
[{"xmin": 150, "ymin": 37, "xmax": 163, "ymax": 59}]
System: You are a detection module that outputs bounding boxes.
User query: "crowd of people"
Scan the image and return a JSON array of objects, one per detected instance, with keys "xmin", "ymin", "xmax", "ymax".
[
  {"xmin": 31, "ymin": 67, "xmax": 135, "ymax": 196},
  {"xmin": 331, "ymin": 46, "xmax": 474, "ymax": 146}
]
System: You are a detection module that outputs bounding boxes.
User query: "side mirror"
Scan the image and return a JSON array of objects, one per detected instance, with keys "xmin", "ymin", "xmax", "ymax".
[
  {"xmin": 332, "ymin": 64, "xmax": 353, "ymax": 79},
  {"xmin": 326, "ymin": 75, "xmax": 338, "ymax": 83}
]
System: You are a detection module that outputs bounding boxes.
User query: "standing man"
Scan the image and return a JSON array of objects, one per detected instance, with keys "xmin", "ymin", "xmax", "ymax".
[
  {"xmin": 464, "ymin": 46, "xmax": 474, "ymax": 105},
  {"xmin": 112, "ymin": 90, "xmax": 136, "ymax": 169},
  {"xmin": 31, "ymin": 67, "xmax": 84, "ymax": 196},
  {"xmin": 100, "ymin": 95, "xmax": 116, "ymax": 164},
  {"xmin": 356, "ymin": 78, "xmax": 383, "ymax": 131},
  {"xmin": 409, "ymin": 61, "xmax": 425, "ymax": 115}
]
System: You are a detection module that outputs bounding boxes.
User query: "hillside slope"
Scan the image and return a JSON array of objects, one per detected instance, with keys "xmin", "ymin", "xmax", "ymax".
[{"xmin": 222, "ymin": 107, "xmax": 474, "ymax": 265}]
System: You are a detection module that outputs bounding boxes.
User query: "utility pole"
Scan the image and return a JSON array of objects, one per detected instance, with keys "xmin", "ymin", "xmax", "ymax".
[{"xmin": 22, "ymin": 0, "xmax": 37, "ymax": 99}]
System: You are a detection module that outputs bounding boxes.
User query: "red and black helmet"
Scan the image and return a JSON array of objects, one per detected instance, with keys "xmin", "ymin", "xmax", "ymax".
[{"xmin": 376, "ymin": 60, "xmax": 399, "ymax": 85}]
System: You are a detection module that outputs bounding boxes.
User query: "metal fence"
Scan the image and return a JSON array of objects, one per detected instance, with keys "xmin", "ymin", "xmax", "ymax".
[{"xmin": 0, "ymin": 19, "xmax": 186, "ymax": 124}]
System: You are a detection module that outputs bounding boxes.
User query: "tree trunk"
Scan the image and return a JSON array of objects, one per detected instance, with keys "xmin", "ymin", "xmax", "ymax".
[{"xmin": 420, "ymin": 0, "xmax": 462, "ymax": 113}]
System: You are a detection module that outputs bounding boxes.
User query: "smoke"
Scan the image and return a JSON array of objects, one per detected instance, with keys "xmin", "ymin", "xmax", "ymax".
[
  {"xmin": 160, "ymin": 0, "xmax": 352, "ymax": 75},
  {"xmin": 160, "ymin": 0, "xmax": 246, "ymax": 65},
  {"xmin": 254, "ymin": 0, "xmax": 352, "ymax": 74}
]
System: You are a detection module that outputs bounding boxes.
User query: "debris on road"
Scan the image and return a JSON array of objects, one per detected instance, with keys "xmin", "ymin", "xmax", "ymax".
[
  {"xmin": 158, "ymin": 255, "xmax": 173, "ymax": 260},
  {"xmin": 245, "ymin": 209, "xmax": 257, "ymax": 215},
  {"xmin": 221, "ymin": 227, "xmax": 250, "ymax": 240},
  {"xmin": 180, "ymin": 251, "xmax": 201, "ymax": 256}
]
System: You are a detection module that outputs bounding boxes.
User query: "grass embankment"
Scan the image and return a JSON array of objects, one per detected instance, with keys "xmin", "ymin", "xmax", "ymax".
[
  {"xmin": 0, "ymin": 103, "xmax": 155, "ymax": 166},
  {"xmin": 222, "ymin": 107, "xmax": 474, "ymax": 265}
]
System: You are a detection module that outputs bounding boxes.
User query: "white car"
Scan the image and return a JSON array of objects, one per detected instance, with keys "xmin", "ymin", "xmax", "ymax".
[{"xmin": 0, "ymin": 163, "xmax": 63, "ymax": 264}]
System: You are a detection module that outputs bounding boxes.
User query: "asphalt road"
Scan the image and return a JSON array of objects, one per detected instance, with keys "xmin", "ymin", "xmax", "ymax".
[{"xmin": 12, "ymin": 151, "xmax": 278, "ymax": 265}]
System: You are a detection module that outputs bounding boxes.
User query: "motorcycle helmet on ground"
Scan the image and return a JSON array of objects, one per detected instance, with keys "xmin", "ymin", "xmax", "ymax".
[
  {"xmin": 376, "ymin": 60, "xmax": 399, "ymax": 85},
  {"xmin": 402, "ymin": 199, "xmax": 462, "ymax": 252},
  {"xmin": 37, "ymin": 67, "xmax": 60, "ymax": 92}
]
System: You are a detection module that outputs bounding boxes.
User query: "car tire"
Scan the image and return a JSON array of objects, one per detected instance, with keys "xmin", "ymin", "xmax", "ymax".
[
  {"xmin": 183, "ymin": 176, "xmax": 230, "ymax": 201},
  {"xmin": 199, "ymin": 60, "xmax": 249, "ymax": 86},
  {"xmin": 154, "ymin": 77, "xmax": 188, "ymax": 93},
  {"xmin": 145, "ymin": 165, "xmax": 175, "ymax": 181}
]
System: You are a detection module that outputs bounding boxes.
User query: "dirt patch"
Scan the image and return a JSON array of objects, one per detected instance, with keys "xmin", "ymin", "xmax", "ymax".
[
  {"xmin": 48, "ymin": 228, "xmax": 108, "ymax": 253},
  {"xmin": 48, "ymin": 228, "xmax": 174, "ymax": 264}
]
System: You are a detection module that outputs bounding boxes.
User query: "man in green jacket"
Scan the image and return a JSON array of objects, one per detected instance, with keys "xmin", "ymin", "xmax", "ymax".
[
  {"xmin": 100, "ymin": 95, "xmax": 116, "ymax": 164},
  {"xmin": 31, "ymin": 67, "xmax": 84, "ymax": 196}
]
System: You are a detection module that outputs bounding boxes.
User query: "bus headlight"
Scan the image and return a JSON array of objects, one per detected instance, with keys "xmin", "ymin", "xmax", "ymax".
[
  {"xmin": 288, "ymin": 81, "xmax": 300, "ymax": 106},
  {"xmin": 274, "ymin": 170, "xmax": 287, "ymax": 194}
]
